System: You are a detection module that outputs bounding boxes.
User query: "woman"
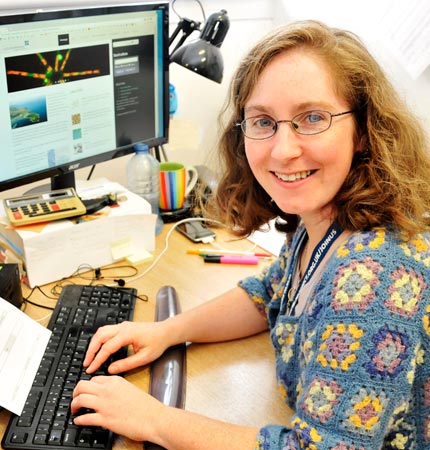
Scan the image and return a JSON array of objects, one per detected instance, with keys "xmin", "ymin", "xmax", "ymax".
[{"xmin": 72, "ymin": 21, "xmax": 430, "ymax": 449}]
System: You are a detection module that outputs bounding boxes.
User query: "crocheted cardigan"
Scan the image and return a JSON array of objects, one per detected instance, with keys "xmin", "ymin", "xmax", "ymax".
[{"xmin": 239, "ymin": 226, "xmax": 430, "ymax": 450}]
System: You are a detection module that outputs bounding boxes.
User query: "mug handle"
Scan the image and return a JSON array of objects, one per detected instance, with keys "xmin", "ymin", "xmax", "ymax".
[{"xmin": 185, "ymin": 166, "xmax": 199, "ymax": 196}]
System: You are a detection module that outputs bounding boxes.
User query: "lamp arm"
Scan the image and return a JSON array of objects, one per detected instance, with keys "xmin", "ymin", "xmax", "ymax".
[{"xmin": 169, "ymin": 17, "xmax": 201, "ymax": 57}]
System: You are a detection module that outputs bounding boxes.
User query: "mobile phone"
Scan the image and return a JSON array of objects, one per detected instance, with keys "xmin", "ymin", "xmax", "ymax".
[{"xmin": 176, "ymin": 221, "xmax": 216, "ymax": 243}]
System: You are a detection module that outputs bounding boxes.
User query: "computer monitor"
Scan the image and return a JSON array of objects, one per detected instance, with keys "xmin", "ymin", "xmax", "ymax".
[{"xmin": 0, "ymin": 1, "xmax": 170, "ymax": 192}]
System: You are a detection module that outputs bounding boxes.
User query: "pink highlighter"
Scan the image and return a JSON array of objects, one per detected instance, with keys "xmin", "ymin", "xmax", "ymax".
[{"xmin": 203, "ymin": 255, "xmax": 259, "ymax": 265}]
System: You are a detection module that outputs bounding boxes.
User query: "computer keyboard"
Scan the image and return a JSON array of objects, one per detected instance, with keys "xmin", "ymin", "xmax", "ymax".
[{"xmin": 2, "ymin": 284, "xmax": 136, "ymax": 450}]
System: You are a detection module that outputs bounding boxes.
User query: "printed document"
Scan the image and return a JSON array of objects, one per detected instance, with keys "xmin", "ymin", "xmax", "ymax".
[{"xmin": 0, "ymin": 297, "xmax": 51, "ymax": 415}]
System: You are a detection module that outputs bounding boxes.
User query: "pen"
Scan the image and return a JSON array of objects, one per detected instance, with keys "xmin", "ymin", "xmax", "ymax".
[
  {"xmin": 203, "ymin": 255, "xmax": 259, "ymax": 265},
  {"xmin": 187, "ymin": 248, "xmax": 272, "ymax": 257}
]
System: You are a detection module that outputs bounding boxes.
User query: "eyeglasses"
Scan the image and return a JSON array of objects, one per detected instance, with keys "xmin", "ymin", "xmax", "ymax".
[{"xmin": 236, "ymin": 110, "xmax": 354, "ymax": 140}]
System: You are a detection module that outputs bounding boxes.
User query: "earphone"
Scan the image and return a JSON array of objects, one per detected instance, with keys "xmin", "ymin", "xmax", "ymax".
[{"xmin": 93, "ymin": 265, "xmax": 138, "ymax": 287}]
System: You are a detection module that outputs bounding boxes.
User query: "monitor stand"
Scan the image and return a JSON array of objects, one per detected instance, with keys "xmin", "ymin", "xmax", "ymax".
[{"xmin": 25, "ymin": 171, "xmax": 76, "ymax": 195}]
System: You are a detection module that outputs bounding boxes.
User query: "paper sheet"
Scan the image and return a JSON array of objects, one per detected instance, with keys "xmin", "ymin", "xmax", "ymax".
[
  {"xmin": 248, "ymin": 219, "xmax": 286, "ymax": 256},
  {"xmin": 0, "ymin": 297, "xmax": 51, "ymax": 415},
  {"xmin": 378, "ymin": 0, "xmax": 430, "ymax": 79}
]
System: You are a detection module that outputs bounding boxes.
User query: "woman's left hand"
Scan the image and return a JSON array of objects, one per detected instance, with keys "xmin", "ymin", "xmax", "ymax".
[{"xmin": 71, "ymin": 376, "xmax": 164, "ymax": 442}]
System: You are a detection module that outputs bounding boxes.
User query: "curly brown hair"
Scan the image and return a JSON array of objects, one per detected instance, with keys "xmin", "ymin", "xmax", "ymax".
[{"xmin": 209, "ymin": 20, "xmax": 430, "ymax": 238}]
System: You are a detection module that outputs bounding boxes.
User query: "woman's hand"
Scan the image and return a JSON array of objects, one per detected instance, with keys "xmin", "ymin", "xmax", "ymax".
[
  {"xmin": 84, "ymin": 320, "xmax": 174, "ymax": 374},
  {"xmin": 83, "ymin": 287, "xmax": 267, "ymax": 375},
  {"xmin": 72, "ymin": 376, "xmax": 260, "ymax": 450},
  {"xmin": 71, "ymin": 376, "xmax": 163, "ymax": 442}
]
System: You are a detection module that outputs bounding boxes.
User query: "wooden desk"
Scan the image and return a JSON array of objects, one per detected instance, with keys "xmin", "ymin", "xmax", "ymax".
[{"xmin": 0, "ymin": 224, "xmax": 293, "ymax": 450}]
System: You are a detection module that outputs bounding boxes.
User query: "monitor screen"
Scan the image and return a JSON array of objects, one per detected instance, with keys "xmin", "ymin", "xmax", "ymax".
[{"xmin": 0, "ymin": 1, "xmax": 170, "ymax": 192}]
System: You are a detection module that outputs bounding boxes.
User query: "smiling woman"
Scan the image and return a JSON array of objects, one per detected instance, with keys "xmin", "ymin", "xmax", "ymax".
[
  {"xmin": 207, "ymin": 19, "xmax": 430, "ymax": 449},
  {"xmin": 70, "ymin": 20, "xmax": 430, "ymax": 450},
  {"xmin": 214, "ymin": 21, "xmax": 430, "ymax": 240}
]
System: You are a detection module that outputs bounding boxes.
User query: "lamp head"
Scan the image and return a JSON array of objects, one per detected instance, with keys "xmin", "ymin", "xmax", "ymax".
[{"xmin": 170, "ymin": 10, "xmax": 229, "ymax": 83}]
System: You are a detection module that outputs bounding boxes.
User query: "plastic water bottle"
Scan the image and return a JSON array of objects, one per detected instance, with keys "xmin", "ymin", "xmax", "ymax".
[{"xmin": 127, "ymin": 142, "xmax": 163, "ymax": 234}]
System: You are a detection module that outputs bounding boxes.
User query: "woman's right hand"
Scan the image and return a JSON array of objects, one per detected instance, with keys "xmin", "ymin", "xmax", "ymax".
[{"xmin": 83, "ymin": 320, "xmax": 174, "ymax": 374}]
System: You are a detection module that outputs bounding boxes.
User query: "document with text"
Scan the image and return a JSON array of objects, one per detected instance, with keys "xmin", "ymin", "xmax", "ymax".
[{"xmin": 0, "ymin": 297, "xmax": 51, "ymax": 415}]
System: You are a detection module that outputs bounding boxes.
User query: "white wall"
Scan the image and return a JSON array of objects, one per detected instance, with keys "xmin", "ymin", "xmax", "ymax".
[{"xmin": 275, "ymin": 0, "xmax": 430, "ymax": 133}]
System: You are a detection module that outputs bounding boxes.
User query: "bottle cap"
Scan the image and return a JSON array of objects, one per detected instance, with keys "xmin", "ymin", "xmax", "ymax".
[{"xmin": 135, "ymin": 142, "xmax": 149, "ymax": 153}]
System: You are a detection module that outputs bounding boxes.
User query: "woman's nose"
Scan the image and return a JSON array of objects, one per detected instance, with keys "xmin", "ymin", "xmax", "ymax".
[{"xmin": 269, "ymin": 122, "xmax": 303, "ymax": 160}]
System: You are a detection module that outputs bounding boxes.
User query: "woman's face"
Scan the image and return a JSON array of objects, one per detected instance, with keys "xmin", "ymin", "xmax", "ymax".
[{"xmin": 243, "ymin": 49, "xmax": 357, "ymax": 227}]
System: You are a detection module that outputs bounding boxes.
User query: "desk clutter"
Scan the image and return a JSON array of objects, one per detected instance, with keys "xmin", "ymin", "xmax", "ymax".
[{"xmin": 0, "ymin": 180, "xmax": 156, "ymax": 287}]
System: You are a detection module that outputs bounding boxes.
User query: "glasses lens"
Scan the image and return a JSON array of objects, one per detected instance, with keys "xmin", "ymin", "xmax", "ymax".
[
  {"xmin": 242, "ymin": 117, "xmax": 276, "ymax": 139},
  {"xmin": 293, "ymin": 110, "xmax": 331, "ymax": 135}
]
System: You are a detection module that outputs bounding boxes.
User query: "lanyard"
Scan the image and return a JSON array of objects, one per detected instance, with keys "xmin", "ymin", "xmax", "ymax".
[{"xmin": 280, "ymin": 222, "xmax": 343, "ymax": 316}]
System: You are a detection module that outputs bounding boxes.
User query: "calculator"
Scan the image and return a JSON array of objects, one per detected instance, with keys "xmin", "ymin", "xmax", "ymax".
[{"xmin": 3, "ymin": 188, "xmax": 87, "ymax": 227}]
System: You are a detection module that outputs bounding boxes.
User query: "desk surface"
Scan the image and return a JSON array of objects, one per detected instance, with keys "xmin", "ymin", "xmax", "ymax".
[{"xmin": 0, "ymin": 223, "xmax": 293, "ymax": 450}]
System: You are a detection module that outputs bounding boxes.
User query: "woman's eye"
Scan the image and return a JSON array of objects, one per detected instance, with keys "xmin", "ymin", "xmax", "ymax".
[
  {"xmin": 255, "ymin": 117, "xmax": 274, "ymax": 128},
  {"xmin": 305, "ymin": 113, "xmax": 323, "ymax": 123}
]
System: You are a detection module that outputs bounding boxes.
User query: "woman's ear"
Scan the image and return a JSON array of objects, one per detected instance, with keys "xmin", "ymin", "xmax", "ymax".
[{"xmin": 355, "ymin": 134, "xmax": 368, "ymax": 153}]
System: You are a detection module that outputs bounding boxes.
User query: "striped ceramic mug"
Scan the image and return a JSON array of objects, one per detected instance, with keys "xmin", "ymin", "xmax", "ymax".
[{"xmin": 159, "ymin": 162, "xmax": 199, "ymax": 210}]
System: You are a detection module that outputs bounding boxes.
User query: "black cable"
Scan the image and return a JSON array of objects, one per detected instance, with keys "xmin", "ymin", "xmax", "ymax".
[
  {"xmin": 21, "ymin": 263, "xmax": 149, "ymax": 311},
  {"xmin": 24, "ymin": 284, "xmax": 59, "ymax": 301},
  {"xmin": 65, "ymin": 263, "xmax": 94, "ymax": 280},
  {"xmin": 66, "ymin": 263, "xmax": 139, "ymax": 283},
  {"xmin": 93, "ymin": 265, "xmax": 139, "ymax": 279},
  {"xmin": 51, "ymin": 280, "xmax": 77, "ymax": 297},
  {"xmin": 63, "ymin": 264, "xmax": 149, "ymax": 301},
  {"xmin": 171, "ymin": 0, "xmax": 206, "ymax": 22},
  {"xmin": 23, "ymin": 298, "xmax": 55, "ymax": 310},
  {"xmin": 22, "ymin": 285, "xmax": 58, "ymax": 310},
  {"xmin": 171, "ymin": 0, "xmax": 181, "ymax": 19}
]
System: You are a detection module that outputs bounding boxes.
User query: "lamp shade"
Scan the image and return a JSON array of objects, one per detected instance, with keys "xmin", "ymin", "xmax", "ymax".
[{"xmin": 170, "ymin": 10, "xmax": 229, "ymax": 84}]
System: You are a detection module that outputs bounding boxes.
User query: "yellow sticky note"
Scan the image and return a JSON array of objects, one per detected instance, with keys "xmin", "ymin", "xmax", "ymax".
[
  {"xmin": 110, "ymin": 236, "xmax": 134, "ymax": 261},
  {"xmin": 127, "ymin": 249, "xmax": 154, "ymax": 264}
]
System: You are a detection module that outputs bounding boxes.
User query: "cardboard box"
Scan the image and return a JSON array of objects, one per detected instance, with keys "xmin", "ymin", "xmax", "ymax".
[{"xmin": 0, "ymin": 179, "xmax": 156, "ymax": 287}]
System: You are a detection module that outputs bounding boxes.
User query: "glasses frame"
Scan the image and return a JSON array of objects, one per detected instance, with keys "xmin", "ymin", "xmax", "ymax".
[{"xmin": 236, "ymin": 109, "xmax": 355, "ymax": 140}]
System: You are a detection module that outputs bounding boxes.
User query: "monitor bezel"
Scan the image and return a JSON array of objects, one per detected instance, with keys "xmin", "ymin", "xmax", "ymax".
[{"xmin": 0, "ymin": 1, "xmax": 170, "ymax": 192}]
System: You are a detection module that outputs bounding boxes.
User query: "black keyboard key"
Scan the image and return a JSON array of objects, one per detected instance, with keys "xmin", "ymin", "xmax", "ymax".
[
  {"xmin": 25, "ymin": 391, "xmax": 41, "ymax": 407},
  {"xmin": 48, "ymin": 429, "xmax": 63, "ymax": 445},
  {"xmin": 33, "ymin": 433, "xmax": 48, "ymax": 445},
  {"xmin": 33, "ymin": 374, "xmax": 48, "ymax": 387},
  {"xmin": 17, "ymin": 415, "xmax": 33, "ymax": 427},
  {"xmin": 92, "ymin": 430, "xmax": 110, "ymax": 448},
  {"xmin": 11, "ymin": 432, "xmax": 28, "ymax": 444},
  {"xmin": 63, "ymin": 427, "xmax": 78, "ymax": 446},
  {"xmin": 77, "ymin": 428, "xmax": 94, "ymax": 447}
]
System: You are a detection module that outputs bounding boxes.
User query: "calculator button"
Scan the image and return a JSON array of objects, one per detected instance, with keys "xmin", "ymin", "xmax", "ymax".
[
  {"xmin": 13, "ymin": 211, "xmax": 23, "ymax": 220},
  {"xmin": 51, "ymin": 203, "xmax": 60, "ymax": 211}
]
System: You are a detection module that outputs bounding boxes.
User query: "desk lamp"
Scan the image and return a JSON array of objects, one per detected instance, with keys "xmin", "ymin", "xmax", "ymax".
[
  {"xmin": 163, "ymin": 3, "xmax": 227, "ymax": 221},
  {"xmin": 169, "ymin": 8, "xmax": 230, "ymax": 83}
]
